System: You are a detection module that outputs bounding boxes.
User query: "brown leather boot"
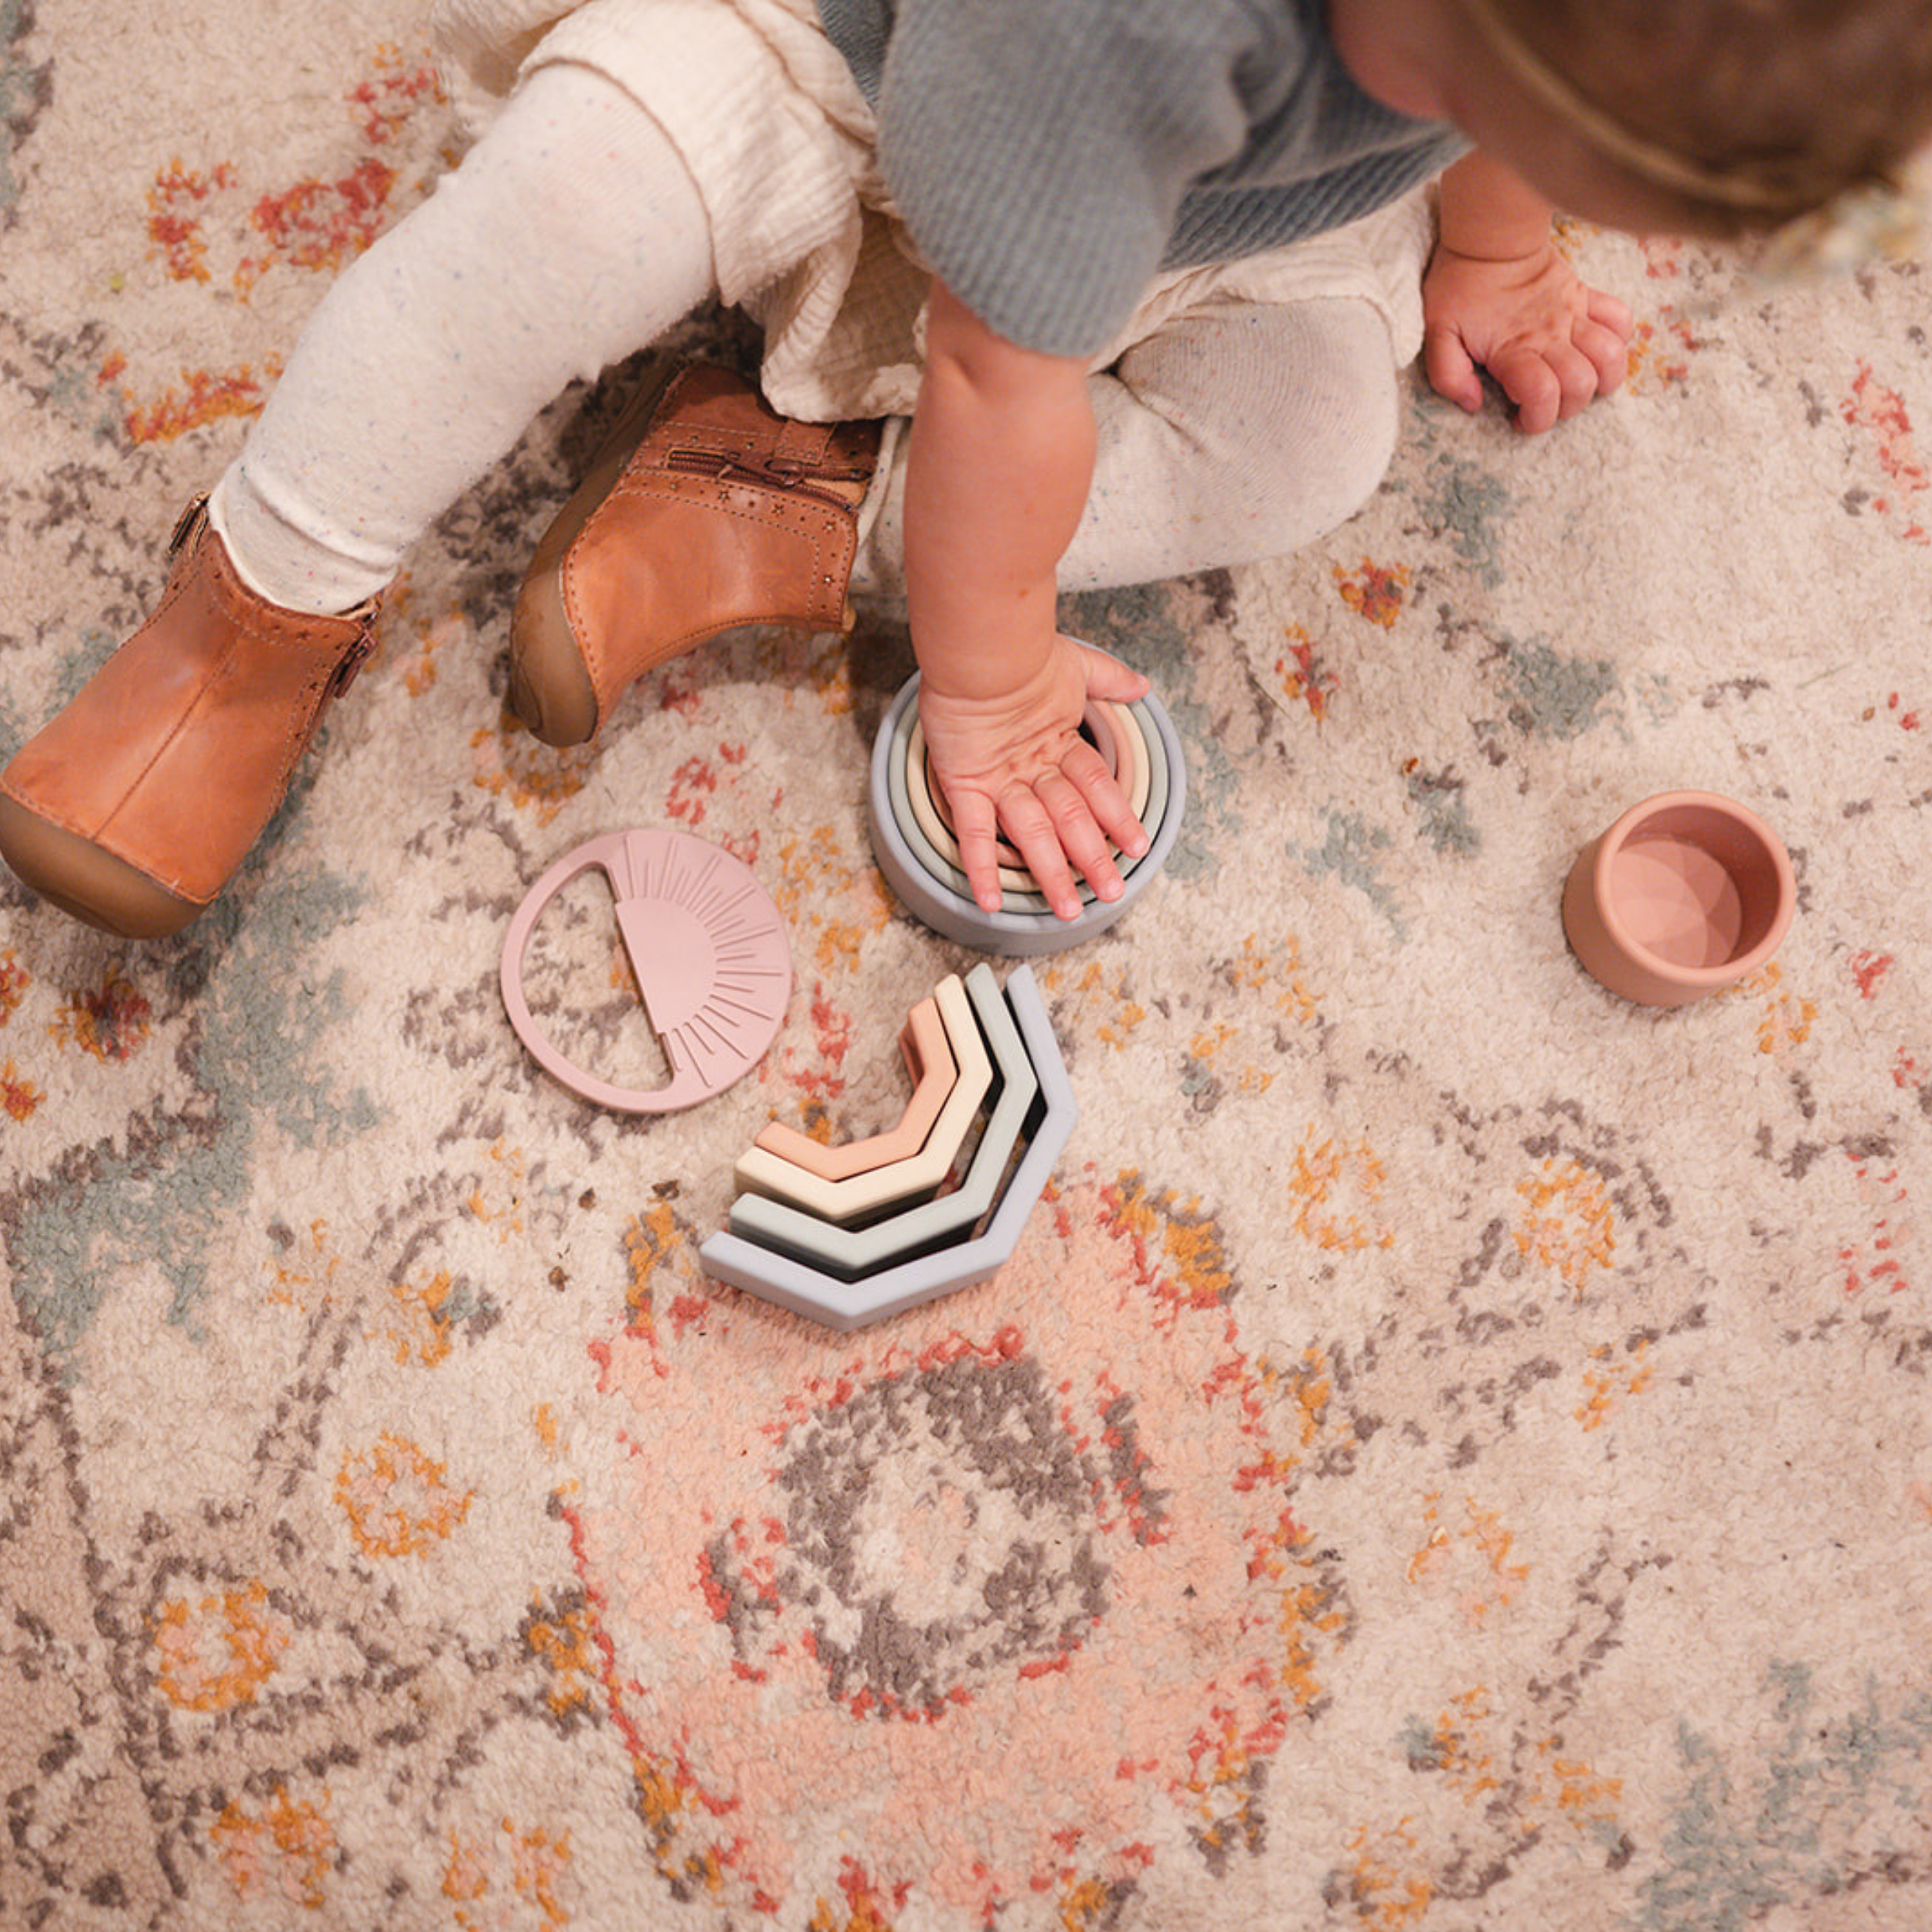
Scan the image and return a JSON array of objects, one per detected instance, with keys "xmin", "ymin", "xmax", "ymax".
[
  {"xmin": 509, "ymin": 363, "xmax": 883, "ymax": 747},
  {"xmin": 0, "ymin": 498, "xmax": 380, "ymax": 938}
]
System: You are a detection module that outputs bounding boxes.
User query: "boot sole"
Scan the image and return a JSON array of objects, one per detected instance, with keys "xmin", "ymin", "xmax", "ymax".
[
  {"xmin": 509, "ymin": 365, "xmax": 682, "ymax": 748},
  {"xmin": 0, "ymin": 792, "xmax": 201, "ymax": 938},
  {"xmin": 509, "ymin": 568, "xmax": 597, "ymax": 749}
]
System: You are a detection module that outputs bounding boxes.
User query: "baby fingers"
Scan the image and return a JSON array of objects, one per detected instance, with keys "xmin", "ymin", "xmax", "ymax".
[
  {"xmin": 999, "ymin": 770, "xmax": 1121, "ymax": 921},
  {"xmin": 1063, "ymin": 733, "xmax": 1148, "ymax": 864},
  {"xmin": 1496, "ymin": 333, "xmax": 1616, "ymax": 434},
  {"xmin": 945, "ymin": 787, "xmax": 1013, "ymax": 916}
]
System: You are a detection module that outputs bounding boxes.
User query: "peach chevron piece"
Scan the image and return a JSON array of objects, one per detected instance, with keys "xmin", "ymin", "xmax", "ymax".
[
  {"xmin": 750, "ymin": 993, "xmax": 956, "ymax": 1181},
  {"xmin": 727, "ymin": 960, "xmax": 1040, "ymax": 1276},
  {"xmin": 731, "ymin": 973, "xmax": 992, "ymax": 1223}
]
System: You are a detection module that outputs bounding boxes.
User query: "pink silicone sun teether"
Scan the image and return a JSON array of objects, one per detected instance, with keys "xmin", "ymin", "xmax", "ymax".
[{"xmin": 502, "ymin": 828, "xmax": 791, "ymax": 1112}]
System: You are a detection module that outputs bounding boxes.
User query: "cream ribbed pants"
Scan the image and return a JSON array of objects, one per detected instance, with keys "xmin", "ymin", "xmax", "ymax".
[{"xmin": 211, "ymin": 61, "xmax": 1401, "ymax": 618}]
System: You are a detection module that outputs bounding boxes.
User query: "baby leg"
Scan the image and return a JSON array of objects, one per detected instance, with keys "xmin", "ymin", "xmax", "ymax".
[
  {"xmin": 1064, "ymin": 296, "xmax": 1403, "ymax": 587},
  {"xmin": 853, "ymin": 295, "xmax": 1403, "ymax": 603},
  {"xmin": 0, "ymin": 60, "xmax": 718, "ymax": 936},
  {"xmin": 213, "ymin": 59, "xmax": 716, "ymax": 615}
]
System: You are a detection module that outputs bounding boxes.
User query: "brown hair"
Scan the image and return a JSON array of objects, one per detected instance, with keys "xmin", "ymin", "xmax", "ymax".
[{"xmin": 1461, "ymin": 0, "xmax": 1932, "ymax": 232}]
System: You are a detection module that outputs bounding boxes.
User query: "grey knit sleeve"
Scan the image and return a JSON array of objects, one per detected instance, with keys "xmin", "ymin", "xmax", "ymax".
[{"xmin": 872, "ymin": 0, "xmax": 1291, "ymax": 358}]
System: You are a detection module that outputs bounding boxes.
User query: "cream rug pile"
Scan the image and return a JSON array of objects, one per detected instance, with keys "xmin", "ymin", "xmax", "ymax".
[{"xmin": 2, "ymin": 5, "xmax": 1928, "ymax": 1928}]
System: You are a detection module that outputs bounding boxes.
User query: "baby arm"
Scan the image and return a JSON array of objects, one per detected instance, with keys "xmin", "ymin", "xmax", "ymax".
[
  {"xmin": 905, "ymin": 281, "xmax": 1151, "ymax": 920},
  {"xmin": 1423, "ymin": 149, "xmax": 1634, "ymax": 434}
]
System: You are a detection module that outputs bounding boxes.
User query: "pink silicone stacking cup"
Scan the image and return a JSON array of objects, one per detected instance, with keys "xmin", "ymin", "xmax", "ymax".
[{"xmin": 1562, "ymin": 791, "xmax": 1795, "ymax": 1007}]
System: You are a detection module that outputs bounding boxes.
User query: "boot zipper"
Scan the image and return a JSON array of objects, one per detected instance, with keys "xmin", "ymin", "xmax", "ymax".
[
  {"xmin": 168, "ymin": 494, "xmax": 211, "ymax": 558},
  {"xmin": 662, "ymin": 448, "xmax": 860, "ymax": 509},
  {"xmin": 325, "ymin": 622, "xmax": 380, "ymax": 702}
]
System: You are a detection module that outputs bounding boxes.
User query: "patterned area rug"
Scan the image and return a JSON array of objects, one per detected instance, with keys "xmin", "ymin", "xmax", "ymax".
[{"xmin": 3, "ymin": 5, "xmax": 1930, "ymax": 1930}]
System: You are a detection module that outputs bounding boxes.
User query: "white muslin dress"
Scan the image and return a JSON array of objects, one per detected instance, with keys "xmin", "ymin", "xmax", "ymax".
[{"xmin": 429, "ymin": 0, "xmax": 1437, "ymax": 423}]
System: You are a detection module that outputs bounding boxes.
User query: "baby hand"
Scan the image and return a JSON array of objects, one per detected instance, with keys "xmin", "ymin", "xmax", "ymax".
[
  {"xmin": 1423, "ymin": 240, "xmax": 1634, "ymax": 434},
  {"xmin": 918, "ymin": 638, "xmax": 1151, "ymax": 920}
]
